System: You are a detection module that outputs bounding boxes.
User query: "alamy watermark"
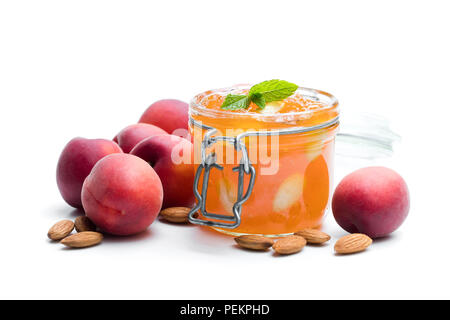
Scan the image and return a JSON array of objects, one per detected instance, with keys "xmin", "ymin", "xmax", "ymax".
[{"xmin": 170, "ymin": 121, "xmax": 281, "ymax": 175}]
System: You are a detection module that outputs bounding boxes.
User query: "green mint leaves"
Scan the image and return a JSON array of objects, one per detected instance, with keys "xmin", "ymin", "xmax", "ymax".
[
  {"xmin": 221, "ymin": 79, "xmax": 298, "ymax": 110},
  {"xmin": 250, "ymin": 92, "xmax": 265, "ymax": 109},
  {"xmin": 221, "ymin": 94, "xmax": 249, "ymax": 110},
  {"xmin": 249, "ymin": 80, "xmax": 299, "ymax": 104}
]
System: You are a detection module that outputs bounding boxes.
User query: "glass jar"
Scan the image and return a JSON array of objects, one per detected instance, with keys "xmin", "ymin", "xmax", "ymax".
[{"xmin": 188, "ymin": 85, "xmax": 339, "ymax": 237}]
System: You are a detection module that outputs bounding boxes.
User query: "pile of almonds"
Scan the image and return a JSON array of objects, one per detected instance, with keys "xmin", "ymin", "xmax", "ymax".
[
  {"xmin": 47, "ymin": 216, "xmax": 102, "ymax": 248},
  {"xmin": 160, "ymin": 207, "xmax": 374, "ymax": 255},
  {"xmin": 235, "ymin": 231, "xmax": 372, "ymax": 255}
]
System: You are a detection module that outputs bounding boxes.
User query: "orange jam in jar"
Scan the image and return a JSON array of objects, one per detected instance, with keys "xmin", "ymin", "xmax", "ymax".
[{"xmin": 189, "ymin": 85, "xmax": 339, "ymax": 236}]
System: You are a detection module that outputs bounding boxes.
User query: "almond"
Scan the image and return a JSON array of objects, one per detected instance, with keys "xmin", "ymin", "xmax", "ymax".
[
  {"xmin": 74, "ymin": 216, "xmax": 96, "ymax": 232},
  {"xmin": 235, "ymin": 235, "xmax": 274, "ymax": 251},
  {"xmin": 334, "ymin": 233, "xmax": 372, "ymax": 254},
  {"xmin": 294, "ymin": 228, "xmax": 331, "ymax": 244},
  {"xmin": 60, "ymin": 231, "xmax": 103, "ymax": 248},
  {"xmin": 160, "ymin": 207, "xmax": 192, "ymax": 223},
  {"xmin": 47, "ymin": 220, "xmax": 74, "ymax": 240},
  {"xmin": 272, "ymin": 235, "xmax": 307, "ymax": 255}
]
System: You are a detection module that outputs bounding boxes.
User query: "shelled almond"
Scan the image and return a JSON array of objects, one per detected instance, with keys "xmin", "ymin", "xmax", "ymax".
[
  {"xmin": 48, "ymin": 217, "xmax": 102, "ymax": 249},
  {"xmin": 47, "ymin": 220, "xmax": 74, "ymax": 241},
  {"xmin": 272, "ymin": 235, "xmax": 307, "ymax": 255},
  {"xmin": 74, "ymin": 216, "xmax": 97, "ymax": 232},
  {"xmin": 60, "ymin": 232, "xmax": 103, "ymax": 248},
  {"xmin": 159, "ymin": 207, "xmax": 192, "ymax": 223},
  {"xmin": 235, "ymin": 235, "xmax": 274, "ymax": 251},
  {"xmin": 294, "ymin": 228, "xmax": 331, "ymax": 244},
  {"xmin": 334, "ymin": 233, "xmax": 372, "ymax": 254}
]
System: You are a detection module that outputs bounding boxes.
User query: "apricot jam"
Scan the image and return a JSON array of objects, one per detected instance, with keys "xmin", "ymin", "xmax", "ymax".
[{"xmin": 189, "ymin": 85, "xmax": 339, "ymax": 236}]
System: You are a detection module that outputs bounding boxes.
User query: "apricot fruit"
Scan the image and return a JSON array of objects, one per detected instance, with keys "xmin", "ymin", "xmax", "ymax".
[
  {"xmin": 130, "ymin": 135, "xmax": 195, "ymax": 209},
  {"xmin": 332, "ymin": 166, "xmax": 409, "ymax": 238},
  {"xmin": 115, "ymin": 123, "xmax": 167, "ymax": 153},
  {"xmin": 56, "ymin": 137, "xmax": 122, "ymax": 208},
  {"xmin": 138, "ymin": 99, "xmax": 189, "ymax": 138},
  {"xmin": 81, "ymin": 153, "xmax": 163, "ymax": 235}
]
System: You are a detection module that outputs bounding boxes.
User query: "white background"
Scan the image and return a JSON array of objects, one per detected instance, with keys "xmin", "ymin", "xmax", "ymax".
[{"xmin": 1, "ymin": 0, "xmax": 449, "ymax": 299}]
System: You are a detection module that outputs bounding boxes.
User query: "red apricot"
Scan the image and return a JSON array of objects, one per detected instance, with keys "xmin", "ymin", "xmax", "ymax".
[
  {"xmin": 332, "ymin": 166, "xmax": 410, "ymax": 238},
  {"xmin": 138, "ymin": 99, "xmax": 189, "ymax": 138},
  {"xmin": 81, "ymin": 153, "xmax": 163, "ymax": 235},
  {"xmin": 130, "ymin": 135, "xmax": 195, "ymax": 209},
  {"xmin": 115, "ymin": 123, "xmax": 167, "ymax": 153},
  {"xmin": 56, "ymin": 137, "xmax": 122, "ymax": 208}
]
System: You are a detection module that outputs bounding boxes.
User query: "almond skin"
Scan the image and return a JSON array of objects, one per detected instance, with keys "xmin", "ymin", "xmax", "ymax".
[
  {"xmin": 294, "ymin": 228, "xmax": 331, "ymax": 244},
  {"xmin": 235, "ymin": 235, "xmax": 274, "ymax": 251},
  {"xmin": 47, "ymin": 220, "xmax": 74, "ymax": 240},
  {"xmin": 60, "ymin": 231, "xmax": 103, "ymax": 248},
  {"xmin": 74, "ymin": 216, "xmax": 96, "ymax": 232},
  {"xmin": 159, "ymin": 207, "xmax": 192, "ymax": 223},
  {"xmin": 273, "ymin": 235, "xmax": 307, "ymax": 255},
  {"xmin": 334, "ymin": 233, "xmax": 372, "ymax": 254}
]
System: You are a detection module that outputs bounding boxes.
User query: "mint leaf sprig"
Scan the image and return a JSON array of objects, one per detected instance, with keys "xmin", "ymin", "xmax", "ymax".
[{"xmin": 221, "ymin": 79, "xmax": 298, "ymax": 110}]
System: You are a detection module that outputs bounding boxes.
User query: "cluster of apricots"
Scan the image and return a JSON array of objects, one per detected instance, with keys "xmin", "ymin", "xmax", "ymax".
[{"xmin": 57, "ymin": 99, "xmax": 195, "ymax": 236}]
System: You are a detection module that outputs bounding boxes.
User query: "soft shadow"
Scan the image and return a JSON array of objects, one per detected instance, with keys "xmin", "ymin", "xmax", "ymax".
[
  {"xmin": 69, "ymin": 208, "xmax": 85, "ymax": 218},
  {"xmin": 44, "ymin": 204, "xmax": 84, "ymax": 219},
  {"xmin": 101, "ymin": 229, "xmax": 154, "ymax": 243},
  {"xmin": 232, "ymin": 244, "xmax": 271, "ymax": 254},
  {"xmin": 196, "ymin": 225, "xmax": 233, "ymax": 240},
  {"xmin": 372, "ymin": 234, "xmax": 395, "ymax": 244},
  {"xmin": 334, "ymin": 249, "xmax": 369, "ymax": 257},
  {"xmin": 60, "ymin": 243, "xmax": 102, "ymax": 251},
  {"xmin": 271, "ymin": 251, "xmax": 298, "ymax": 258},
  {"xmin": 157, "ymin": 218, "xmax": 197, "ymax": 228},
  {"xmin": 307, "ymin": 242, "xmax": 330, "ymax": 248},
  {"xmin": 185, "ymin": 225, "xmax": 235, "ymax": 255}
]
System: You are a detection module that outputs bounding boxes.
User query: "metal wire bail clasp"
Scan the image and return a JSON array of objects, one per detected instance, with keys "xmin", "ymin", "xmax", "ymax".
[{"xmin": 188, "ymin": 121, "xmax": 256, "ymax": 229}]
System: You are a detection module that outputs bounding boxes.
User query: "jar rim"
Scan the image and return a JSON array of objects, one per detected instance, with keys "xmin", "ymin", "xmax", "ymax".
[{"xmin": 190, "ymin": 84, "xmax": 339, "ymax": 123}]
